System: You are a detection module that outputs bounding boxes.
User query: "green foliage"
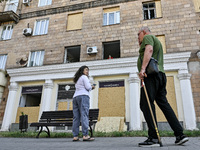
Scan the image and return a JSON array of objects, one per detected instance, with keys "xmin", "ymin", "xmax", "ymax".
[{"xmin": 0, "ymin": 130, "xmax": 199, "ymax": 138}]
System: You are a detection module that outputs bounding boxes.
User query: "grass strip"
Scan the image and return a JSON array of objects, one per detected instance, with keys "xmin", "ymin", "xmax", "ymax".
[{"xmin": 0, "ymin": 130, "xmax": 199, "ymax": 138}]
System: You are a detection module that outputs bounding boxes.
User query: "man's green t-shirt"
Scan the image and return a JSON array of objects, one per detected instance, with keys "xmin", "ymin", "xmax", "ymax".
[{"xmin": 137, "ymin": 34, "xmax": 165, "ymax": 73}]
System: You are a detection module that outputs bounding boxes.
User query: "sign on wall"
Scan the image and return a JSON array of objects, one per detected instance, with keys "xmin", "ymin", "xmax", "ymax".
[
  {"xmin": 21, "ymin": 86, "xmax": 43, "ymax": 94},
  {"xmin": 99, "ymin": 80, "xmax": 124, "ymax": 88}
]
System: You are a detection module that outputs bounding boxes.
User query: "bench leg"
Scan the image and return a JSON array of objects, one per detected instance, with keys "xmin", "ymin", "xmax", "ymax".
[
  {"xmin": 36, "ymin": 126, "xmax": 50, "ymax": 138},
  {"xmin": 89, "ymin": 125, "xmax": 93, "ymax": 137},
  {"xmin": 36, "ymin": 126, "xmax": 43, "ymax": 138},
  {"xmin": 45, "ymin": 126, "xmax": 50, "ymax": 138}
]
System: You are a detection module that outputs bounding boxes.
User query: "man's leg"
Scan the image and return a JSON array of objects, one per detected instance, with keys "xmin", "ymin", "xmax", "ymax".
[
  {"xmin": 140, "ymin": 75, "xmax": 159, "ymax": 139},
  {"xmin": 155, "ymin": 72, "xmax": 188, "ymax": 145},
  {"xmin": 139, "ymin": 75, "xmax": 161, "ymax": 147}
]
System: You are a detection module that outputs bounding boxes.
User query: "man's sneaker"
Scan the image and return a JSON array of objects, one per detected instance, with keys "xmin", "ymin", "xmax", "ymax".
[
  {"xmin": 175, "ymin": 135, "xmax": 189, "ymax": 145},
  {"xmin": 138, "ymin": 137, "xmax": 160, "ymax": 147}
]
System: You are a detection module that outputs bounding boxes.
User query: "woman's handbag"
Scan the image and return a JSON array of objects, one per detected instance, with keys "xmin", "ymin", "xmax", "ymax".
[{"xmin": 140, "ymin": 48, "xmax": 160, "ymax": 75}]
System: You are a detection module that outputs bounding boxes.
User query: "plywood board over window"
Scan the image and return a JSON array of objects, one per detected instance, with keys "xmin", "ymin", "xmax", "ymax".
[
  {"xmin": 67, "ymin": 13, "xmax": 83, "ymax": 31},
  {"xmin": 103, "ymin": 6, "xmax": 120, "ymax": 13},
  {"xmin": 193, "ymin": 0, "xmax": 200, "ymax": 12},
  {"xmin": 155, "ymin": 0, "xmax": 162, "ymax": 18},
  {"xmin": 98, "ymin": 80, "xmax": 125, "ymax": 119},
  {"xmin": 156, "ymin": 35, "xmax": 166, "ymax": 54}
]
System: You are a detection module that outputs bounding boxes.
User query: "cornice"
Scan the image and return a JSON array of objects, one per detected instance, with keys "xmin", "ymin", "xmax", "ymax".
[
  {"xmin": 7, "ymin": 52, "xmax": 191, "ymax": 82},
  {"xmin": 20, "ymin": 0, "xmax": 136, "ymax": 20}
]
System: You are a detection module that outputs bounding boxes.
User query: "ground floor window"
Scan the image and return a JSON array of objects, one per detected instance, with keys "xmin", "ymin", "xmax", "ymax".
[
  {"xmin": 19, "ymin": 86, "xmax": 42, "ymax": 107},
  {"xmin": 55, "ymin": 84, "xmax": 75, "ymax": 130}
]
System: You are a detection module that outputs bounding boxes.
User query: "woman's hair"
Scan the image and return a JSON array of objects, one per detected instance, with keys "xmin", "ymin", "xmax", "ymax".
[{"xmin": 73, "ymin": 65, "xmax": 89, "ymax": 83}]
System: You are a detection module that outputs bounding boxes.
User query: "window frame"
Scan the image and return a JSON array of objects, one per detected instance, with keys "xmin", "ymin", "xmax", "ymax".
[
  {"xmin": 64, "ymin": 46, "xmax": 81, "ymax": 63},
  {"xmin": 33, "ymin": 19, "xmax": 49, "ymax": 36},
  {"xmin": 0, "ymin": 54, "xmax": 8, "ymax": 70},
  {"xmin": 27, "ymin": 50, "xmax": 45, "ymax": 67},
  {"xmin": 143, "ymin": 2, "xmax": 157, "ymax": 20},
  {"xmin": 38, "ymin": 0, "xmax": 52, "ymax": 7},
  {"xmin": 0, "ymin": 24, "xmax": 13, "ymax": 41},
  {"xmin": 103, "ymin": 11, "xmax": 120, "ymax": 26}
]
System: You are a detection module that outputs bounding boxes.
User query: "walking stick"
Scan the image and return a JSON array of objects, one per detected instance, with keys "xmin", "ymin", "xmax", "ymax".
[{"xmin": 141, "ymin": 74, "xmax": 163, "ymax": 147}]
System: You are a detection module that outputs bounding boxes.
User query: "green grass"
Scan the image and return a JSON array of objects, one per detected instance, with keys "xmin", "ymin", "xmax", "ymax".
[{"xmin": 0, "ymin": 130, "xmax": 199, "ymax": 138}]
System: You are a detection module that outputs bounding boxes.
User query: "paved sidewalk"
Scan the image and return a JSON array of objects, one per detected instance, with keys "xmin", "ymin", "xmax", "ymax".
[{"xmin": 0, "ymin": 137, "xmax": 199, "ymax": 150}]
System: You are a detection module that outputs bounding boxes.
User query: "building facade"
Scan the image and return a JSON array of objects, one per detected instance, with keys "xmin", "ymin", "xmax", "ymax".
[{"xmin": 0, "ymin": 0, "xmax": 199, "ymax": 131}]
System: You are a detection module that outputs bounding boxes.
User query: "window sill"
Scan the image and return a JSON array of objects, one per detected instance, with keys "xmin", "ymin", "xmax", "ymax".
[
  {"xmin": 66, "ymin": 29, "xmax": 82, "ymax": 32},
  {"xmin": 32, "ymin": 34, "xmax": 48, "ymax": 36},
  {"xmin": 0, "ymin": 39, "xmax": 11, "ymax": 41},
  {"xmin": 143, "ymin": 17, "xmax": 163, "ymax": 21},
  {"xmin": 38, "ymin": 4, "xmax": 52, "ymax": 7},
  {"xmin": 102, "ymin": 23, "xmax": 120, "ymax": 27}
]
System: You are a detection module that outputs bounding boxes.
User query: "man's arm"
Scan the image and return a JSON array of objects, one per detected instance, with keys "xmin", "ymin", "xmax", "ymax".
[{"xmin": 139, "ymin": 45, "xmax": 153, "ymax": 79}]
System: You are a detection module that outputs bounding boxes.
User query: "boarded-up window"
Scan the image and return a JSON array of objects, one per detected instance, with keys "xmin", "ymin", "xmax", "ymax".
[
  {"xmin": 155, "ymin": 0, "xmax": 162, "ymax": 18},
  {"xmin": 67, "ymin": 13, "xmax": 83, "ymax": 31},
  {"xmin": 193, "ymin": 0, "xmax": 200, "ymax": 12},
  {"xmin": 98, "ymin": 81, "xmax": 125, "ymax": 118},
  {"xmin": 156, "ymin": 35, "xmax": 166, "ymax": 54}
]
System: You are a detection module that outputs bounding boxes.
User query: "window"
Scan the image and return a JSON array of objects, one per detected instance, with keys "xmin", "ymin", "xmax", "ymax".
[
  {"xmin": 1, "ymin": 25, "xmax": 13, "ymax": 40},
  {"xmin": 156, "ymin": 35, "xmax": 166, "ymax": 54},
  {"xmin": 103, "ymin": 41, "xmax": 120, "ymax": 59},
  {"xmin": 64, "ymin": 46, "xmax": 80, "ymax": 63},
  {"xmin": 0, "ymin": 55, "xmax": 7, "ymax": 70},
  {"xmin": 28, "ymin": 51, "xmax": 45, "ymax": 67},
  {"xmin": 38, "ymin": 0, "xmax": 52, "ymax": 7},
  {"xmin": 193, "ymin": 0, "xmax": 200, "ymax": 12},
  {"xmin": 143, "ymin": 1, "xmax": 162, "ymax": 20},
  {"xmin": 5, "ymin": 0, "xmax": 19, "ymax": 12},
  {"xmin": 103, "ymin": 7, "xmax": 120, "ymax": 26},
  {"xmin": 33, "ymin": 19, "xmax": 49, "ymax": 35},
  {"xmin": 67, "ymin": 13, "xmax": 83, "ymax": 31},
  {"xmin": 19, "ymin": 86, "xmax": 43, "ymax": 107}
]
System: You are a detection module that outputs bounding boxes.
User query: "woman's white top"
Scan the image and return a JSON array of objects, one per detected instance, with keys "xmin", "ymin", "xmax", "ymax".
[{"xmin": 73, "ymin": 75, "xmax": 92, "ymax": 98}]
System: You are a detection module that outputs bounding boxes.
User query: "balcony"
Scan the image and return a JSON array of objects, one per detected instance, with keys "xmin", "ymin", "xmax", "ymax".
[{"xmin": 0, "ymin": 3, "xmax": 19, "ymax": 23}]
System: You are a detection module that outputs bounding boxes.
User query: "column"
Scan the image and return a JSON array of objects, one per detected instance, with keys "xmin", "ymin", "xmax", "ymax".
[
  {"xmin": 89, "ymin": 76, "xmax": 94, "ymax": 109},
  {"xmin": 178, "ymin": 71, "xmax": 197, "ymax": 130},
  {"xmin": 128, "ymin": 73, "xmax": 141, "ymax": 130},
  {"xmin": 40, "ymin": 79, "xmax": 54, "ymax": 113},
  {"xmin": 1, "ymin": 82, "xmax": 19, "ymax": 131}
]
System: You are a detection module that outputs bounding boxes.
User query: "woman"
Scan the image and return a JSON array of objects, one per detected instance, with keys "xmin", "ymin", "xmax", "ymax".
[{"xmin": 72, "ymin": 65, "xmax": 95, "ymax": 141}]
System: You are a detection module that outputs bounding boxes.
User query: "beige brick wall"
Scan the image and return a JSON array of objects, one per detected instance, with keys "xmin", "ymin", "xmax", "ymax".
[
  {"xmin": 1, "ymin": 0, "xmax": 199, "ymax": 69},
  {"xmin": 0, "ymin": 76, "xmax": 9, "ymax": 124},
  {"xmin": 189, "ymin": 58, "xmax": 200, "ymax": 122}
]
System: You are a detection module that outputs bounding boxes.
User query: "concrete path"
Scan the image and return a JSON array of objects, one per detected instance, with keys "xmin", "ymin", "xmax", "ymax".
[{"xmin": 0, "ymin": 137, "xmax": 199, "ymax": 150}]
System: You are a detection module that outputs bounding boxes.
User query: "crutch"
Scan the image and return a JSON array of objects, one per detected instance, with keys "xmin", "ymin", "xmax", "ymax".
[{"xmin": 141, "ymin": 74, "xmax": 163, "ymax": 147}]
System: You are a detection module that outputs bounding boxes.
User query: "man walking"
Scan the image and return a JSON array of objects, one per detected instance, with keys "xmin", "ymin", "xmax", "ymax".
[{"xmin": 137, "ymin": 26, "xmax": 188, "ymax": 147}]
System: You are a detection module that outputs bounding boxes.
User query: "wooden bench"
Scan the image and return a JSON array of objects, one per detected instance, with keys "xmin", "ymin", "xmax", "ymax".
[{"xmin": 30, "ymin": 109, "xmax": 99, "ymax": 138}]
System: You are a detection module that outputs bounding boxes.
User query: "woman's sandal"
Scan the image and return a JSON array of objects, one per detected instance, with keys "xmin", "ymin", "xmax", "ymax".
[
  {"xmin": 73, "ymin": 137, "xmax": 80, "ymax": 142},
  {"xmin": 83, "ymin": 136, "xmax": 95, "ymax": 141}
]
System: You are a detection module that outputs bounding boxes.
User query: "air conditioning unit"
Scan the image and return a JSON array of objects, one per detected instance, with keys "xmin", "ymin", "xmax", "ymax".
[
  {"xmin": 23, "ymin": 28, "xmax": 32, "ymax": 36},
  {"xmin": 23, "ymin": 0, "xmax": 30, "ymax": 6},
  {"xmin": 87, "ymin": 46, "xmax": 98, "ymax": 54}
]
